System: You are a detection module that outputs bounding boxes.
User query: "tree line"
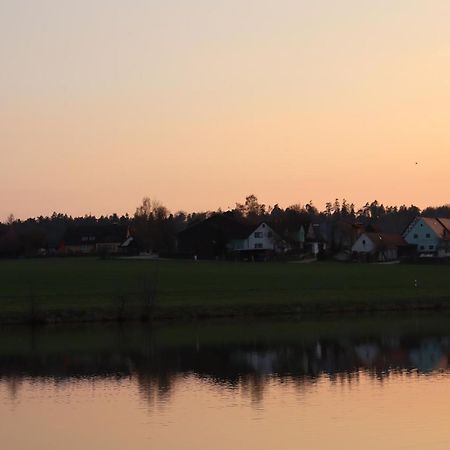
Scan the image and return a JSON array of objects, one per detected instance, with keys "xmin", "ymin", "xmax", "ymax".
[{"xmin": 1, "ymin": 195, "xmax": 449, "ymax": 257}]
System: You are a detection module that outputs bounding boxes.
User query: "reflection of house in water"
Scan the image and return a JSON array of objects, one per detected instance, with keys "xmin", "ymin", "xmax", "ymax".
[
  {"xmin": 409, "ymin": 339, "xmax": 445, "ymax": 373},
  {"xmin": 354, "ymin": 344, "xmax": 380, "ymax": 366},
  {"xmin": 234, "ymin": 351, "xmax": 279, "ymax": 375},
  {"xmin": 2, "ymin": 326, "xmax": 450, "ymax": 406}
]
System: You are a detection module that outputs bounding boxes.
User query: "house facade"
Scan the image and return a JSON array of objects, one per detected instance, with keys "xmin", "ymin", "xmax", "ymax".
[
  {"xmin": 352, "ymin": 232, "xmax": 408, "ymax": 261},
  {"xmin": 403, "ymin": 217, "xmax": 450, "ymax": 257},
  {"xmin": 177, "ymin": 216, "xmax": 291, "ymax": 259},
  {"xmin": 228, "ymin": 222, "xmax": 290, "ymax": 254}
]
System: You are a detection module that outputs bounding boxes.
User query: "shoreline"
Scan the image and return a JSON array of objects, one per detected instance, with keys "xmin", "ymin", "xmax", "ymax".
[{"xmin": 2, "ymin": 296, "xmax": 450, "ymax": 326}]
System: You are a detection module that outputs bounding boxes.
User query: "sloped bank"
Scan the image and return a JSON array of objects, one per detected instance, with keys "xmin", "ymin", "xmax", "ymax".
[{"xmin": 2, "ymin": 294, "xmax": 450, "ymax": 325}]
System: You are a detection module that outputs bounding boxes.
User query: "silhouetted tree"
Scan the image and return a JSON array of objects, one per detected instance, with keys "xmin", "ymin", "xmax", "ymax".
[{"xmin": 133, "ymin": 197, "xmax": 174, "ymax": 254}]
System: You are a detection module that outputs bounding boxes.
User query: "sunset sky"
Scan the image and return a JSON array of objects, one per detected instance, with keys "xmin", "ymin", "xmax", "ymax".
[{"xmin": 1, "ymin": 0, "xmax": 450, "ymax": 220}]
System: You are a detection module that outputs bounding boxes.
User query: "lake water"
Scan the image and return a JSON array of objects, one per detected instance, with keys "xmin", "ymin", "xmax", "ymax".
[{"xmin": 2, "ymin": 317, "xmax": 450, "ymax": 449}]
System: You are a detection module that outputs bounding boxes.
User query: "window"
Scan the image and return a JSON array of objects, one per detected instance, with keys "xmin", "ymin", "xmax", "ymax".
[
  {"xmin": 426, "ymin": 233, "xmax": 431, "ymax": 238},
  {"xmin": 254, "ymin": 232, "xmax": 262, "ymax": 238},
  {"xmin": 362, "ymin": 239, "xmax": 366, "ymax": 245},
  {"xmin": 429, "ymin": 245, "xmax": 434, "ymax": 250},
  {"xmin": 420, "ymin": 245, "xmax": 425, "ymax": 250},
  {"xmin": 413, "ymin": 234, "xmax": 418, "ymax": 239},
  {"xmin": 254, "ymin": 243, "xmax": 263, "ymax": 249}
]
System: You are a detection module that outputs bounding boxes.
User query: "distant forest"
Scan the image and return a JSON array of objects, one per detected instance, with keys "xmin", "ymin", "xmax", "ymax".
[{"xmin": 1, "ymin": 195, "xmax": 450, "ymax": 257}]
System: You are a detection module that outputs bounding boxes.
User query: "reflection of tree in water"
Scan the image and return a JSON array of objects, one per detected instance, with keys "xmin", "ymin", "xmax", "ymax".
[
  {"xmin": 2, "ymin": 330, "xmax": 450, "ymax": 407},
  {"xmin": 3, "ymin": 375, "xmax": 24, "ymax": 402},
  {"xmin": 240, "ymin": 374, "xmax": 266, "ymax": 405},
  {"xmin": 130, "ymin": 335, "xmax": 450, "ymax": 406},
  {"xmin": 135, "ymin": 372, "xmax": 174, "ymax": 408}
]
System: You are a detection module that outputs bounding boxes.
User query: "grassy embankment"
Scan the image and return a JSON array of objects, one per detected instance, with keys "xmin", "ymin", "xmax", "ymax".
[
  {"xmin": 2, "ymin": 314, "xmax": 450, "ymax": 358},
  {"xmin": 1, "ymin": 258, "xmax": 450, "ymax": 323}
]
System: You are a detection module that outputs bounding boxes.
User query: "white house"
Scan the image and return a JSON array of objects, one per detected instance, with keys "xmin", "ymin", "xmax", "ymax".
[
  {"xmin": 403, "ymin": 217, "xmax": 450, "ymax": 257},
  {"xmin": 228, "ymin": 222, "xmax": 290, "ymax": 254},
  {"xmin": 351, "ymin": 232, "xmax": 407, "ymax": 261}
]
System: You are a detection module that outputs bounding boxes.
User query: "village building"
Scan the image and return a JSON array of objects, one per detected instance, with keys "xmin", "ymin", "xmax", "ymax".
[
  {"xmin": 351, "ymin": 232, "xmax": 408, "ymax": 262},
  {"xmin": 177, "ymin": 215, "xmax": 292, "ymax": 259},
  {"xmin": 228, "ymin": 222, "xmax": 291, "ymax": 256},
  {"xmin": 306, "ymin": 222, "xmax": 329, "ymax": 256},
  {"xmin": 60, "ymin": 224, "xmax": 133, "ymax": 255},
  {"xmin": 285, "ymin": 223, "xmax": 307, "ymax": 250},
  {"xmin": 176, "ymin": 214, "xmax": 253, "ymax": 258},
  {"xmin": 403, "ymin": 217, "xmax": 450, "ymax": 257},
  {"xmin": 332, "ymin": 220, "xmax": 365, "ymax": 251}
]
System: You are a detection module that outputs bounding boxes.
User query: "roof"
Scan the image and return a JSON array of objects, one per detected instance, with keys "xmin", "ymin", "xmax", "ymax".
[
  {"xmin": 252, "ymin": 221, "xmax": 295, "ymax": 245},
  {"xmin": 63, "ymin": 224, "xmax": 128, "ymax": 246},
  {"xmin": 364, "ymin": 232, "xmax": 408, "ymax": 249},
  {"xmin": 437, "ymin": 218, "xmax": 450, "ymax": 236},
  {"xmin": 178, "ymin": 214, "xmax": 253, "ymax": 240},
  {"xmin": 419, "ymin": 217, "xmax": 450, "ymax": 240},
  {"xmin": 374, "ymin": 215, "xmax": 413, "ymax": 235}
]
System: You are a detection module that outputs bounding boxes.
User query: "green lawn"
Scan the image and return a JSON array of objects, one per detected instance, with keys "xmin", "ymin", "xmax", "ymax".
[{"xmin": 1, "ymin": 258, "xmax": 450, "ymax": 322}]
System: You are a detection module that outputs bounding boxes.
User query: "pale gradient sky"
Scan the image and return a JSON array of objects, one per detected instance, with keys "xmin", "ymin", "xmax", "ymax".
[{"xmin": 1, "ymin": 0, "xmax": 450, "ymax": 220}]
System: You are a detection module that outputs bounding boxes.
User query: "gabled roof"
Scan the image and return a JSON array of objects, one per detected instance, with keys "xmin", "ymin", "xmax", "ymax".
[
  {"xmin": 240, "ymin": 221, "xmax": 295, "ymax": 248},
  {"xmin": 364, "ymin": 232, "xmax": 408, "ymax": 249},
  {"xmin": 419, "ymin": 217, "xmax": 450, "ymax": 240},
  {"xmin": 178, "ymin": 214, "xmax": 253, "ymax": 240},
  {"xmin": 252, "ymin": 221, "xmax": 280, "ymax": 234}
]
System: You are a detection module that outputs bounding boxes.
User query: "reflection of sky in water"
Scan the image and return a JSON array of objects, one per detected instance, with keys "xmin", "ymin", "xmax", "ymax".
[{"xmin": 2, "ymin": 372, "xmax": 450, "ymax": 450}]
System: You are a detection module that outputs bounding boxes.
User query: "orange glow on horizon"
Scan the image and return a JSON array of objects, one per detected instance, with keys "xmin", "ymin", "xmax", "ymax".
[{"xmin": 1, "ymin": 1, "xmax": 450, "ymax": 220}]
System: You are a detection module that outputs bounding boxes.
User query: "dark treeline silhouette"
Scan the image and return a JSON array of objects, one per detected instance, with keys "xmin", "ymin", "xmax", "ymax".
[{"xmin": 1, "ymin": 195, "xmax": 449, "ymax": 257}]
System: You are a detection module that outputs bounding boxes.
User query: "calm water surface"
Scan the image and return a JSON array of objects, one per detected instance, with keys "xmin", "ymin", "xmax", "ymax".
[{"xmin": 2, "ymin": 317, "xmax": 450, "ymax": 449}]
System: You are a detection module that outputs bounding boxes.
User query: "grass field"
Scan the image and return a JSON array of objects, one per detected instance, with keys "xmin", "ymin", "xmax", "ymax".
[{"xmin": 1, "ymin": 258, "xmax": 450, "ymax": 323}]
